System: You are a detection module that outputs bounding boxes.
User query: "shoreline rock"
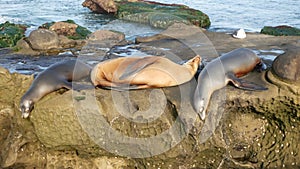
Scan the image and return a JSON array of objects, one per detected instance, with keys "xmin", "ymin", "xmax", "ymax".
[
  {"xmin": 261, "ymin": 25, "xmax": 300, "ymax": 36},
  {"xmin": 0, "ymin": 22, "xmax": 27, "ymax": 48},
  {"xmin": 14, "ymin": 20, "xmax": 91, "ymax": 56},
  {"xmin": 82, "ymin": 0, "xmax": 211, "ymax": 29}
]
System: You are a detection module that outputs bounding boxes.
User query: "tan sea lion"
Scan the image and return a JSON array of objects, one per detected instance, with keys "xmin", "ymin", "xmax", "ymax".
[
  {"xmin": 91, "ymin": 55, "xmax": 201, "ymax": 89},
  {"xmin": 20, "ymin": 60, "xmax": 92, "ymax": 118},
  {"xmin": 193, "ymin": 48, "xmax": 268, "ymax": 120}
]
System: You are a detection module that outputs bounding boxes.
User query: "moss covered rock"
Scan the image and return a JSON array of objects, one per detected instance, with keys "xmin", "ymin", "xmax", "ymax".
[
  {"xmin": 0, "ymin": 21, "xmax": 27, "ymax": 48},
  {"xmin": 261, "ymin": 25, "xmax": 300, "ymax": 36},
  {"xmin": 116, "ymin": 1, "xmax": 210, "ymax": 29},
  {"xmin": 40, "ymin": 20, "xmax": 91, "ymax": 40}
]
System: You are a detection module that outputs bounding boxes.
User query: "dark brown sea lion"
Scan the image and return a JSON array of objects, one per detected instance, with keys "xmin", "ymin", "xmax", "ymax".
[
  {"xmin": 20, "ymin": 60, "xmax": 91, "ymax": 118},
  {"xmin": 193, "ymin": 48, "xmax": 268, "ymax": 120}
]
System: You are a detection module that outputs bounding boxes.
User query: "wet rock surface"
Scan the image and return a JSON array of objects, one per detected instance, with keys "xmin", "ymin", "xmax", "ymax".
[{"xmin": 0, "ymin": 23, "xmax": 300, "ymax": 168}]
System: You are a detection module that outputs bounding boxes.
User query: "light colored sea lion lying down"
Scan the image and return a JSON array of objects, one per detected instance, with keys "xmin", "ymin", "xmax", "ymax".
[{"xmin": 91, "ymin": 55, "xmax": 201, "ymax": 89}]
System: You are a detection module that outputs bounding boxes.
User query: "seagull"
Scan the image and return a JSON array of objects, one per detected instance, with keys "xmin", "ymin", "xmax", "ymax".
[{"xmin": 232, "ymin": 28, "xmax": 246, "ymax": 39}]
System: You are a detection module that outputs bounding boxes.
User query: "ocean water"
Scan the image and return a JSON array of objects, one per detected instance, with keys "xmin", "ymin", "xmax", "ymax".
[{"xmin": 0, "ymin": 0, "xmax": 299, "ymax": 35}]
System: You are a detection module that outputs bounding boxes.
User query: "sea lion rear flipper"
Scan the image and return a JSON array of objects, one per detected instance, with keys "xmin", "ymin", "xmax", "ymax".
[
  {"xmin": 103, "ymin": 85, "xmax": 149, "ymax": 91},
  {"xmin": 119, "ymin": 57, "xmax": 161, "ymax": 80},
  {"xmin": 226, "ymin": 73, "xmax": 268, "ymax": 91}
]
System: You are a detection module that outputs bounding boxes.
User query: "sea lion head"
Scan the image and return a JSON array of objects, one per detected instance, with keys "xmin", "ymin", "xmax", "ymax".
[
  {"xmin": 20, "ymin": 99, "xmax": 34, "ymax": 118},
  {"xmin": 184, "ymin": 55, "xmax": 201, "ymax": 74},
  {"xmin": 193, "ymin": 97, "xmax": 206, "ymax": 120}
]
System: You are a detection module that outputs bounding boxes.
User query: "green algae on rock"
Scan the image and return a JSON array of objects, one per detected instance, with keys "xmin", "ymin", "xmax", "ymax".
[
  {"xmin": 0, "ymin": 21, "xmax": 27, "ymax": 48},
  {"xmin": 261, "ymin": 25, "xmax": 300, "ymax": 36},
  {"xmin": 116, "ymin": 1, "xmax": 211, "ymax": 29},
  {"xmin": 40, "ymin": 20, "xmax": 91, "ymax": 40}
]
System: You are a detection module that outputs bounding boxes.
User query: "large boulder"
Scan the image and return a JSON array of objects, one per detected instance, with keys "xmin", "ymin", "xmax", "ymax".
[
  {"xmin": 15, "ymin": 20, "xmax": 90, "ymax": 55},
  {"xmin": 42, "ymin": 20, "xmax": 92, "ymax": 40},
  {"xmin": 26, "ymin": 29, "xmax": 60, "ymax": 50},
  {"xmin": 116, "ymin": 1, "xmax": 211, "ymax": 29},
  {"xmin": 272, "ymin": 46, "xmax": 300, "ymax": 83},
  {"xmin": 82, "ymin": 0, "xmax": 211, "ymax": 29}
]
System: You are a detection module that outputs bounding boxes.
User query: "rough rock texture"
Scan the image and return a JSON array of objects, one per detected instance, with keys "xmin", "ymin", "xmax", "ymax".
[
  {"xmin": 1, "ymin": 24, "xmax": 300, "ymax": 168},
  {"xmin": 0, "ymin": 67, "xmax": 136, "ymax": 168},
  {"xmin": 88, "ymin": 30, "xmax": 125, "ymax": 42},
  {"xmin": 27, "ymin": 29, "xmax": 60, "ymax": 50},
  {"xmin": 40, "ymin": 20, "xmax": 92, "ymax": 40},
  {"xmin": 0, "ymin": 21, "xmax": 27, "ymax": 48},
  {"xmin": 49, "ymin": 22, "xmax": 78, "ymax": 37},
  {"xmin": 79, "ymin": 30, "xmax": 126, "ymax": 62},
  {"xmin": 272, "ymin": 45, "xmax": 300, "ymax": 83},
  {"xmin": 15, "ymin": 29, "xmax": 86, "ymax": 56},
  {"xmin": 82, "ymin": 0, "xmax": 211, "ymax": 29},
  {"xmin": 261, "ymin": 25, "xmax": 300, "ymax": 36},
  {"xmin": 116, "ymin": 1, "xmax": 210, "ymax": 29},
  {"xmin": 13, "ymin": 20, "xmax": 91, "ymax": 55},
  {"xmin": 82, "ymin": 0, "xmax": 118, "ymax": 14}
]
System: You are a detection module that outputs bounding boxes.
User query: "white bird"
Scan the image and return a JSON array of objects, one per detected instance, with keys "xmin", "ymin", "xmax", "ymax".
[{"xmin": 232, "ymin": 28, "xmax": 246, "ymax": 39}]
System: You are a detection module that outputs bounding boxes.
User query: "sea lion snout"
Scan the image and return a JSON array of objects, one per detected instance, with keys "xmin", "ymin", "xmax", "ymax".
[
  {"xmin": 255, "ymin": 60, "xmax": 267, "ymax": 72},
  {"xmin": 20, "ymin": 100, "xmax": 34, "ymax": 118},
  {"xmin": 198, "ymin": 99, "xmax": 205, "ymax": 120}
]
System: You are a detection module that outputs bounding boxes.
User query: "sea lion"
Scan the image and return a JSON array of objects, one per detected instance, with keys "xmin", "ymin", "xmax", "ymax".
[
  {"xmin": 91, "ymin": 55, "xmax": 201, "ymax": 89},
  {"xmin": 193, "ymin": 48, "xmax": 267, "ymax": 120},
  {"xmin": 20, "ymin": 60, "xmax": 92, "ymax": 118}
]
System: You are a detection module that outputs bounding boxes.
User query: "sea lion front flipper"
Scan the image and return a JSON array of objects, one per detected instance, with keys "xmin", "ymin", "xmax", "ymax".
[
  {"xmin": 119, "ymin": 57, "xmax": 161, "ymax": 80},
  {"xmin": 61, "ymin": 81, "xmax": 73, "ymax": 90},
  {"xmin": 226, "ymin": 73, "xmax": 268, "ymax": 91},
  {"xmin": 72, "ymin": 82, "xmax": 95, "ymax": 91}
]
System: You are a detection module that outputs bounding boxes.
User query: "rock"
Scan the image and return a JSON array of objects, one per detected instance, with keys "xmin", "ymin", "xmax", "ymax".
[
  {"xmin": 0, "ymin": 21, "xmax": 27, "ymax": 48},
  {"xmin": 272, "ymin": 46, "xmax": 300, "ymax": 83},
  {"xmin": 82, "ymin": 0, "xmax": 117, "ymax": 14},
  {"xmin": 82, "ymin": 0, "xmax": 211, "ymax": 29},
  {"xmin": 261, "ymin": 25, "xmax": 300, "ymax": 36},
  {"xmin": 88, "ymin": 30, "xmax": 125, "ymax": 42},
  {"xmin": 27, "ymin": 29, "xmax": 60, "ymax": 50},
  {"xmin": 79, "ymin": 30, "xmax": 126, "ymax": 61},
  {"xmin": 14, "ymin": 39, "xmax": 40, "ymax": 55},
  {"xmin": 41, "ymin": 20, "xmax": 92, "ymax": 40},
  {"xmin": 14, "ymin": 20, "xmax": 90, "ymax": 55},
  {"xmin": 116, "ymin": 1, "xmax": 211, "ymax": 29},
  {"xmin": 49, "ymin": 22, "xmax": 78, "ymax": 37}
]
